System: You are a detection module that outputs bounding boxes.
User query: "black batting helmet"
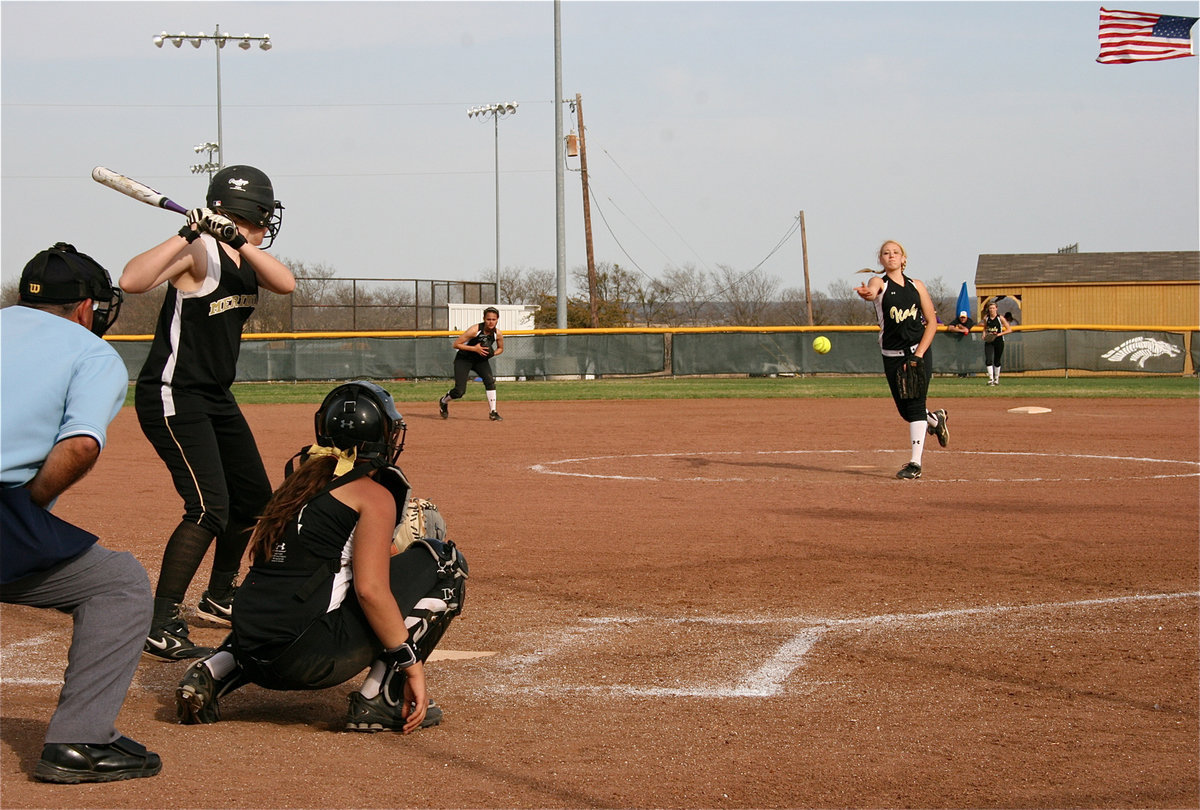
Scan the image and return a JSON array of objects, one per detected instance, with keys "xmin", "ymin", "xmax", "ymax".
[
  {"xmin": 314, "ymin": 381, "xmax": 406, "ymax": 467},
  {"xmin": 19, "ymin": 242, "xmax": 123, "ymax": 336},
  {"xmin": 206, "ymin": 165, "xmax": 284, "ymax": 248}
]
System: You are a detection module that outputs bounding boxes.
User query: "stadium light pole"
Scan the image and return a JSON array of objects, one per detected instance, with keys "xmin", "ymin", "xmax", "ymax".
[
  {"xmin": 467, "ymin": 102, "xmax": 518, "ymax": 302},
  {"xmin": 154, "ymin": 25, "xmax": 272, "ymax": 169}
]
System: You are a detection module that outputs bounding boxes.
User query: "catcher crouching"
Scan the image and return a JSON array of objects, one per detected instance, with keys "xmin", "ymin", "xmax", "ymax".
[{"xmin": 174, "ymin": 381, "xmax": 467, "ymax": 733}]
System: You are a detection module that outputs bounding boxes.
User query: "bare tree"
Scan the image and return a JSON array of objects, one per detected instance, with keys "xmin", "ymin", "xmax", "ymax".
[
  {"xmin": 627, "ymin": 276, "xmax": 672, "ymax": 327},
  {"xmin": 776, "ymin": 287, "xmax": 812, "ymax": 326},
  {"xmin": 270, "ymin": 260, "xmax": 346, "ymax": 331},
  {"xmin": 715, "ymin": 264, "xmax": 780, "ymax": 327},
  {"xmin": 660, "ymin": 263, "xmax": 713, "ymax": 326},
  {"xmin": 814, "ymin": 279, "xmax": 877, "ymax": 326},
  {"xmin": 921, "ymin": 275, "xmax": 957, "ymax": 323},
  {"xmin": 500, "ymin": 267, "xmax": 556, "ymax": 305}
]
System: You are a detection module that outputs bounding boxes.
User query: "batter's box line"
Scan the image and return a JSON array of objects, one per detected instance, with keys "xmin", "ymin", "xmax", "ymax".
[{"xmin": 499, "ymin": 591, "xmax": 1198, "ymax": 699}]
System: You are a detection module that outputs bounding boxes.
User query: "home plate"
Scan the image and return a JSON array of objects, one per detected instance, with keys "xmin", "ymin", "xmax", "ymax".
[
  {"xmin": 428, "ymin": 649, "xmax": 496, "ymax": 661},
  {"xmin": 1008, "ymin": 406, "xmax": 1052, "ymax": 414}
]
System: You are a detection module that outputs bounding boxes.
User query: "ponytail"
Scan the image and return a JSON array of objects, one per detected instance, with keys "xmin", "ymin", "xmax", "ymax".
[{"xmin": 248, "ymin": 453, "xmax": 339, "ymax": 564}]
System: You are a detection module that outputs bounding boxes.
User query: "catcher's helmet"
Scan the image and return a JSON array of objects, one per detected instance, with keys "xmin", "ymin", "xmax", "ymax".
[
  {"xmin": 206, "ymin": 165, "xmax": 284, "ymax": 248},
  {"xmin": 19, "ymin": 242, "xmax": 123, "ymax": 336},
  {"xmin": 315, "ymin": 381, "xmax": 406, "ymax": 466}
]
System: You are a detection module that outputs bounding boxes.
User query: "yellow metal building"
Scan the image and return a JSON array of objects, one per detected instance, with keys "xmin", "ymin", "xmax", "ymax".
[
  {"xmin": 975, "ymin": 251, "xmax": 1199, "ymax": 375},
  {"xmin": 974, "ymin": 251, "xmax": 1199, "ymax": 327}
]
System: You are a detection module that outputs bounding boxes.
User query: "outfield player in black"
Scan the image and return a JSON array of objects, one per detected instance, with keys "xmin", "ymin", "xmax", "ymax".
[
  {"xmin": 855, "ymin": 240, "xmax": 949, "ymax": 480},
  {"xmin": 119, "ymin": 166, "xmax": 295, "ymax": 660},
  {"xmin": 982, "ymin": 301, "xmax": 1013, "ymax": 386},
  {"xmin": 173, "ymin": 382, "xmax": 466, "ymax": 733},
  {"xmin": 438, "ymin": 306, "xmax": 505, "ymax": 421}
]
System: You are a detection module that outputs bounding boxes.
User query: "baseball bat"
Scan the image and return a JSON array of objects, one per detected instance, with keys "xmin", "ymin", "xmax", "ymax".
[{"xmin": 90, "ymin": 166, "xmax": 236, "ymax": 240}]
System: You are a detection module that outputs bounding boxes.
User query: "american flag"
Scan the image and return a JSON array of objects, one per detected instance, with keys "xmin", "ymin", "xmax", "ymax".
[{"xmin": 1097, "ymin": 7, "xmax": 1198, "ymax": 63}]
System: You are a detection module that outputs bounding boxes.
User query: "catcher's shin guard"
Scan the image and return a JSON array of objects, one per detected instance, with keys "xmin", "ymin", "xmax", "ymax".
[
  {"xmin": 404, "ymin": 538, "xmax": 468, "ymax": 662},
  {"xmin": 375, "ymin": 539, "xmax": 468, "ymax": 710}
]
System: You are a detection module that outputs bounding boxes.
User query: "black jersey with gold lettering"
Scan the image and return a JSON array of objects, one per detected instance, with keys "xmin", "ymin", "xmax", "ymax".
[
  {"xmin": 873, "ymin": 274, "xmax": 925, "ymax": 352},
  {"xmin": 136, "ymin": 236, "xmax": 257, "ymax": 416}
]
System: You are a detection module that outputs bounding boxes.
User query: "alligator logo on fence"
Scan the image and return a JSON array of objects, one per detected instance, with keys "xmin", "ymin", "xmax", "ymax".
[{"xmin": 1100, "ymin": 336, "xmax": 1181, "ymax": 368}]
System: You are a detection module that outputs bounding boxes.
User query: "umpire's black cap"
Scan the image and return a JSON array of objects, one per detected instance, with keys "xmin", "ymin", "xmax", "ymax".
[
  {"xmin": 20, "ymin": 243, "xmax": 116, "ymax": 304},
  {"xmin": 20, "ymin": 243, "xmax": 123, "ymax": 334}
]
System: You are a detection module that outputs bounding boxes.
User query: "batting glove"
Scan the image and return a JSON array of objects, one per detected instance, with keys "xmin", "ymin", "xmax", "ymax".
[{"xmin": 200, "ymin": 211, "xmax": 247, "ymax": 249}]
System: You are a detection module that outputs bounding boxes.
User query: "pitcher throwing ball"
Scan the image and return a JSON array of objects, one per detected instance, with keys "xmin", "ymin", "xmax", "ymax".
[
  {"xmin": 438, "ymin": 306, "xmax": 505, "ymax": 421},
  {"xmin": 855, "ymin": 240, "xmax": 949, "ymax": 480}
]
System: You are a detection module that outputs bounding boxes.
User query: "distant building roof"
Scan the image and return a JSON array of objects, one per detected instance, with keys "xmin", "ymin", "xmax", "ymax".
[{"xmin": 976, "ymin": 251, "xmax": 1200, "ymax": 285}]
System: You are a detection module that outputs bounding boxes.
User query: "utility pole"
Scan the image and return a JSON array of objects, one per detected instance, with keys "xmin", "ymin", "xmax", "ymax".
[
  {"xmin": 574, "ymin": 94, "xmax": 599, "ymax": 327},
  {"xmin": 799, "ymin": 210, "xmax": 813, "ymax": 326},
  {"xmin": 554, "ymin": 0, "xmax": 567, "ymax": 329}
]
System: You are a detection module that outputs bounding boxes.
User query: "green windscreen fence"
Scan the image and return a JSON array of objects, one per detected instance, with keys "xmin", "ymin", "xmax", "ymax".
[{"xmin": 108, "ymin": 328, "xmax": 1193, "ymax": 382}]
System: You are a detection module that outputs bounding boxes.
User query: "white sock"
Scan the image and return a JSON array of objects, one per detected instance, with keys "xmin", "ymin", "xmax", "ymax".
[
  {"xmin": 908, "ymin": 421, "xmax": 926, "ymax": 465},
  {"xmin": 359, "ymin": 661, "xmax": 388, "ymax": 699},
  {"xmin": 203, "ymin": 650, "xmax": 238, "ymax": 680},
  {"xmin": 486, "ymin": 390, "xmax": 497, "ymax": 411},
  {"xmin": 986, "ymin": 365, "xmax": 994, "ymax": 381},
  {"xmin": 994, "ymin": 367, "xmax": 1001, "ymax": 381}
]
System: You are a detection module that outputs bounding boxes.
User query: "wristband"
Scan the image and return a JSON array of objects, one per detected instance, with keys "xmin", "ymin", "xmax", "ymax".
[
  {"xmin": 383, "ymin": 642, "xmax": 418, "ymax": 669},
  {"xmin": 178, "ymin": 225, "xmax": 200, "ymax": 243},
  {"xmin": 227, "ymin": 233, "xmax": 247, "ymax": 250}
]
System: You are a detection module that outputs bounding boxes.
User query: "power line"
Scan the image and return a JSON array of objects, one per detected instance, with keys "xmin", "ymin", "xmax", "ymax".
[{"xmin": 598, "ymin": 146, "xmax": 712, "ymax": 273}]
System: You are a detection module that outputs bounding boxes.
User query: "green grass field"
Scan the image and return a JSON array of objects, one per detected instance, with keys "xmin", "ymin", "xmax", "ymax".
[{"xmin": 124, "ymin": 375, "xmax": 1199, "ymax": 406}]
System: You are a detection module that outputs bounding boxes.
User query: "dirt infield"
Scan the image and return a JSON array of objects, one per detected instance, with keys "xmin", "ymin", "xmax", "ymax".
[{"xmin": 2, "ymin": 396, "xmax": 1197, "ymax": 809}]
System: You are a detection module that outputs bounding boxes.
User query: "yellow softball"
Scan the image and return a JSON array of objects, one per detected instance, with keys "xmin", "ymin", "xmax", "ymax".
[{"xmin": 813, "ymin": 336, "xmax": 831, "ymax": 354}]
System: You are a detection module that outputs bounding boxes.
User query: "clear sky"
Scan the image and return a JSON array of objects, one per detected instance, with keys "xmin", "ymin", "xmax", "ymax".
[{"xmin": 3, "ymin": 1, "xmax": 1198, "ymax": 300}]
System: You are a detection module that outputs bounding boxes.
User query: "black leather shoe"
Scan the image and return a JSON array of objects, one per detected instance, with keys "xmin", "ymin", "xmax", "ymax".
[{"xmin": 34, "ymin": 736, "xmax": 162, "ymax": 783}]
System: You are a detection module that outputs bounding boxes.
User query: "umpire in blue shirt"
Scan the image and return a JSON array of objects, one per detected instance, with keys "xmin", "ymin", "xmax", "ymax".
[{"xmin": 0, "ymin": 243, "xmax": 161, "ymax": 783}]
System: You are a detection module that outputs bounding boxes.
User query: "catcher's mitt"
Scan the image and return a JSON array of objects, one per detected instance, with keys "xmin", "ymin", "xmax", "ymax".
[
  {"xmin": 895, "ymin": 354, "xmax": 927, "ymax": 400},
  {"xmin": 392, "ymin": 498, "xmax": 440, "ymax": 554}
]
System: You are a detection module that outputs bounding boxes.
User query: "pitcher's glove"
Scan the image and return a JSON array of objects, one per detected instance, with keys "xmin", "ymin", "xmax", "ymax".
[
  {"xmin": 983, "ymin": 332, "xmax": 998, "ymax": 343},
  {"xmin": 896, "ymin": 354, "xmax": 927, "ymax": 400}
]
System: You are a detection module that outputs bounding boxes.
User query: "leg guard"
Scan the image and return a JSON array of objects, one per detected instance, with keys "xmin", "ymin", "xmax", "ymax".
[{"xmin": 404, "ymin": 538, "xmax": 468, "ymax": 662}]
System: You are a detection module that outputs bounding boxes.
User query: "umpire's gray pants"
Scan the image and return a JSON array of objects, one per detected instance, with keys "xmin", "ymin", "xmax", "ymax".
[{"xmin": 0, "ymin": 544, "xmax": 152, "ymax": 744}]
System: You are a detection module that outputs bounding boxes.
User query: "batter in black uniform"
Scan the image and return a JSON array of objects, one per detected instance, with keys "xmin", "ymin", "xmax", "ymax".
[
  {"xmin": 173, "ymin": 382, "xmax": 467, "ymax": 734},
  {"xmin": 855, "ymin": 240, "xmax": 949, "ymax": 479},
  {"xmin": 982, "ymin": 301, "xmax": 1013, "ymax": 386},
  {"xmin": 119, "ymin": 166, "xmax": 295, "ymax": 660},
  {"xmin": 438, "ymin": 306, "xmax": 505, "ymax": 421}
]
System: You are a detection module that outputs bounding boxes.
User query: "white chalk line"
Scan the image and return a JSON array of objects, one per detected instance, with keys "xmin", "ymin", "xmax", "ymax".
[
  {"xmin": 6, "ymin": 593, "xmax": 1195, "ymax": 697},
  {"xmin": 530, "ymin": 449, "xmax": 1200, "ymax": 483},
  {"xmin": 0, "ymin": 632, "xmax": 66, "ymax": 686},
  {"xmin": 504, "ymin": 591, "xmax": 1198, "ymax": 699}
]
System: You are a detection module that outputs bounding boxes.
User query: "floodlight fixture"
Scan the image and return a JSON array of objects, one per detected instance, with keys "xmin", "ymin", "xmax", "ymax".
[{"xmin": 153, "ymin": 24, "xmax": 273, "ymax": 170}]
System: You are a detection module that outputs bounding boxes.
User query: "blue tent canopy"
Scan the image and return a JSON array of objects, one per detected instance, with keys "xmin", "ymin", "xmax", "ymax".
[{"xmin": 955, "ymin": 282, "xmax": 972, "ymax": 319}]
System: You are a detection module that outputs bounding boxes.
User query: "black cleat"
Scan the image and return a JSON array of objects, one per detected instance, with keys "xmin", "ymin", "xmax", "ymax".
[{"xmin": 345, "ymin": 691, "xmax": 443, "ymax": 732}]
